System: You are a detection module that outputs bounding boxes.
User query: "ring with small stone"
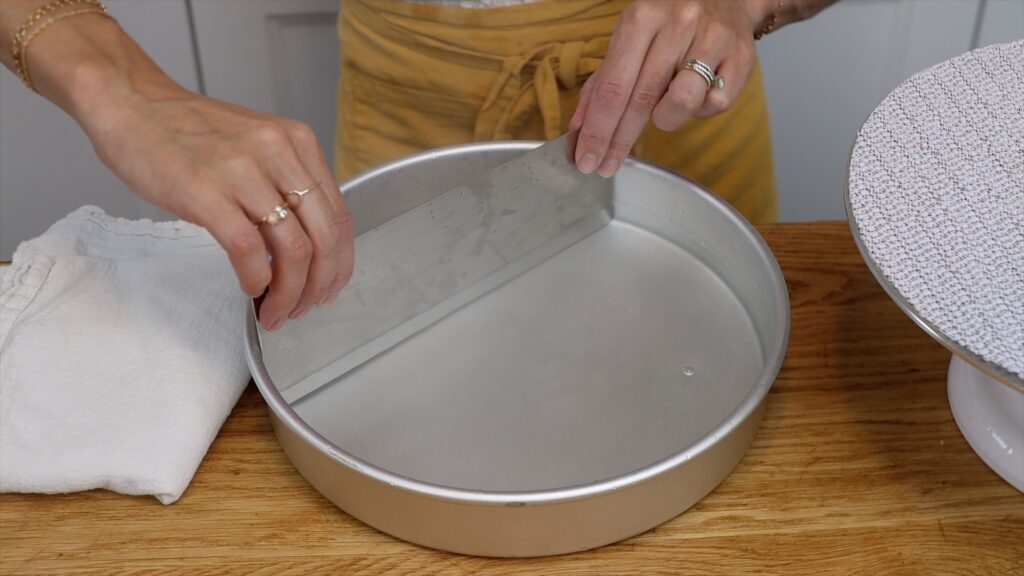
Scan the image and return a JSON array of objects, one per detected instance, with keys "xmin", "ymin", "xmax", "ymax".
[
  {"xmin": 284, "ymin": 181, "xmax": 322, "ymax": 207},
  {"xmin": 257, "ymin": 203, "xmax": 289, "ymax": 226}
]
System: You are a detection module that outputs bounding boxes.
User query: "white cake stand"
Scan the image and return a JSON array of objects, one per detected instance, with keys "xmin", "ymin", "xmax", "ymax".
[
  {"xmin": 846, "ymin": 41, "xmax": 1024, "ymax": 493},
  {"xmin": 947, "ymin": 356, "xmax": 1024, "ymax": 491},
  {"xmin": 847, "ymin": 172, "xmax": 1024, "ymax": 493},
  {"xmin": 847, "ymin": 207, "xmax": 1024, "ymax": 492},
  {"xmin": 846, "ymin": 226, "xmax": 1024, "ymax": 492}
]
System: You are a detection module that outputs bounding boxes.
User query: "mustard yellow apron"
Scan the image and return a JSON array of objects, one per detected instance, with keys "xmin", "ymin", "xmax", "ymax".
[{"xmin": 335, "ymin": 0, "xmax": 778, "ymax": 223}]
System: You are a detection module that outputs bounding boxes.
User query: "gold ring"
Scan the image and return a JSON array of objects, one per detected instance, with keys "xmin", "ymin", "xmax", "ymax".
[
  {"xmin": 258, "ymin": 204, "xmax": 289, "ymax": 226},
  {"xmin": 284, "ymin": 181, "xmax": 322, "ymax": 207}
]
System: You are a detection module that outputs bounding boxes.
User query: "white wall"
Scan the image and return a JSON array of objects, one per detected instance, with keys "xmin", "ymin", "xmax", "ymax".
[
  {"xmin": 188, "ymin": 0, "xmax": 340, "ymax": 173},
  {"xmin": 760, "ymin": 0, "xmax": 1021, "ymax": 222},
  {"xmin": 762, "ymin": 0, "xmax": 966, "ymax": 221},
  {"xmin": 1, "ymin": 0, "xmax": 1022, "ymax": 258},
  {"xmin": 0, "ymin": 0, "xmax": 198, "ymax": 258},
  {"xmin": 977, "ymin": 0, "xmax": 1024, "ymax": 48}
]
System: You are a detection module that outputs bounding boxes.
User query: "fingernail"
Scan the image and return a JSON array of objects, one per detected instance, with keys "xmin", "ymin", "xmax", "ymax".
[
  {"xmin": 267, "ymin": 317, "xmax": 285, "ymax": 331},
  {"xmin": 577, "ymin": 153, "xmax": 598, "ymax": 174},
  {"xmin": 289, "ymin": 305, "xmax": 311, "ymax": 320},
  {"xmin": 319, "ymin": 290, "xmax": 340, "ymax": 307},
  {"xmin": 597, "ymin": 158, "xmax": 619, "ymax": 178}
]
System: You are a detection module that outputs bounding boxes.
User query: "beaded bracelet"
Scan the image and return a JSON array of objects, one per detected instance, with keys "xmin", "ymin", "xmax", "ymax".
[
  {"xmin": 754, "ymin": 0, "xmax": 783, "ymax": 40},
  {"xmin": 11, "ymin": 0, "xmax": 113, "ymax": 92}
]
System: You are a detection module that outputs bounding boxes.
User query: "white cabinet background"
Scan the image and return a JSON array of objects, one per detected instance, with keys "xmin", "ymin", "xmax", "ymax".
[{"xmin": 1, "ymin": 0, "xmax": 1021, "ymax": 259}]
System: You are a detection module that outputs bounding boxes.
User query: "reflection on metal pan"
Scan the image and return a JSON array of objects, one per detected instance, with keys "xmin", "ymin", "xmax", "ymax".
[{"xmin": 245, "ymin": 141, "xmax": 789, "ymax": 557}]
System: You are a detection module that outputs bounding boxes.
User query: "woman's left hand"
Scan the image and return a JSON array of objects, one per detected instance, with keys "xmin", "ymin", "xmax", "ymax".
[{"xmin": 569, "ymin": 0, "xmax": 768, "ymax": 177}]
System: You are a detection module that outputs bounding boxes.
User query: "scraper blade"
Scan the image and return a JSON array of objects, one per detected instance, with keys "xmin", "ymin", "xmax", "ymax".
[{"xmin": 257, "ymin": 130, "xmax": 614, "ymax": 404}]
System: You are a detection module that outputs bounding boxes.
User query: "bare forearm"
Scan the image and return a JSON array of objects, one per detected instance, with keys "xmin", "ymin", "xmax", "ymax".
[
  {"xmin": 1, "ymin": 1, "xmax": 355, "ymax": 330},
  {"xmin": 0, "ymin": 0, "xmax": 45, "ymax": 68},
  {"xmin": 0, "ymin": 1, "xmax": 183, "ymax": 125}
]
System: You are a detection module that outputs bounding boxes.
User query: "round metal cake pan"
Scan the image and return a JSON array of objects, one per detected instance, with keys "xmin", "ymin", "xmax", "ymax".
[{"xmin": 245, "ymin": 142, "xmax": 790, "ymax": 557}]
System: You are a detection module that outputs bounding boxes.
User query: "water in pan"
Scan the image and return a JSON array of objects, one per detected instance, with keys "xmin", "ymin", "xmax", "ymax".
[{"xmin": 292, "ymin": 219, "xmax": 763, "ymax": 492}]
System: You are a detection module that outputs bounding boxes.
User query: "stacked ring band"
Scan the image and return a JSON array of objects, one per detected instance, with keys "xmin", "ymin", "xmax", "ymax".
[
  {"xmin": 258, "ymin": 204, "xmax": 289, "ymax": 226},
  {"xmin": 284, "ymin": 181, "xmax": 322, "ymax": 207},
  {"xmin": 683, "ymin": 58, "xmax": 723, "ymax": 90}
]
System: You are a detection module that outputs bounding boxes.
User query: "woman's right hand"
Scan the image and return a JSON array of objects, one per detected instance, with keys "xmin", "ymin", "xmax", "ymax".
[
  {"xmin": 569, "ymin": 0, "xmax": 838, "ymax": 178},
  {"xmin": 17, "ymin": 13, "xmax": 354, "ymax": 331}
]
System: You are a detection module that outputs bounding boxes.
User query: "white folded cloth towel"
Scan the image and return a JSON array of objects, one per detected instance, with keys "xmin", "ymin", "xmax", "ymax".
[{"xmin": 0, "ymin": 206, "xmax": 249, "ymax": 504}]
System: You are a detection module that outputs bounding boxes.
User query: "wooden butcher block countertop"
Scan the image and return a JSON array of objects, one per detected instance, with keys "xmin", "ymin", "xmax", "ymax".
[{"xmin": 1, "ymin": 221, "xmax": 1022, "ymax": 575}]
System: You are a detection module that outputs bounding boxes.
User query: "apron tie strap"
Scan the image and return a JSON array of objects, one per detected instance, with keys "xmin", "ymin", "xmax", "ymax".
[{"xmin": 475, "ymin": 38, "xmax": 609, "ymax": 141}]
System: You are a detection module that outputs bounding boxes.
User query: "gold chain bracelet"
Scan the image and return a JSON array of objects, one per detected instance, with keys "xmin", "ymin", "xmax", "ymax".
[
  {"xmin": 754, "ymin": 0, "xmax": 783, "ymax": 40},
  {"xmin": 11, "ymin": 0, "xmax": 112, "ymax": 92}
]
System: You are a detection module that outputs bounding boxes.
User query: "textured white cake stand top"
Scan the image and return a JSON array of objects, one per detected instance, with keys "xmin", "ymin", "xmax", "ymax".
[{"xmin": 847, "ymin": 40, "xmax": 1024, "ymax": 388}]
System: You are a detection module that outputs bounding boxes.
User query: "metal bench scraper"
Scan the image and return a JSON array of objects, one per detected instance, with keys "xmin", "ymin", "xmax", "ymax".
[{"xmin": 256, "ymin": 130, "xmax": 614, "ymax": 404}]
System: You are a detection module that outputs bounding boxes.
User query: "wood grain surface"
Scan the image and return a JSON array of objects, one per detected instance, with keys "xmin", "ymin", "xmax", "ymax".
[{"xmin": 1, "ymin": 221, "xmax": 1021, "ymax": 576}]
